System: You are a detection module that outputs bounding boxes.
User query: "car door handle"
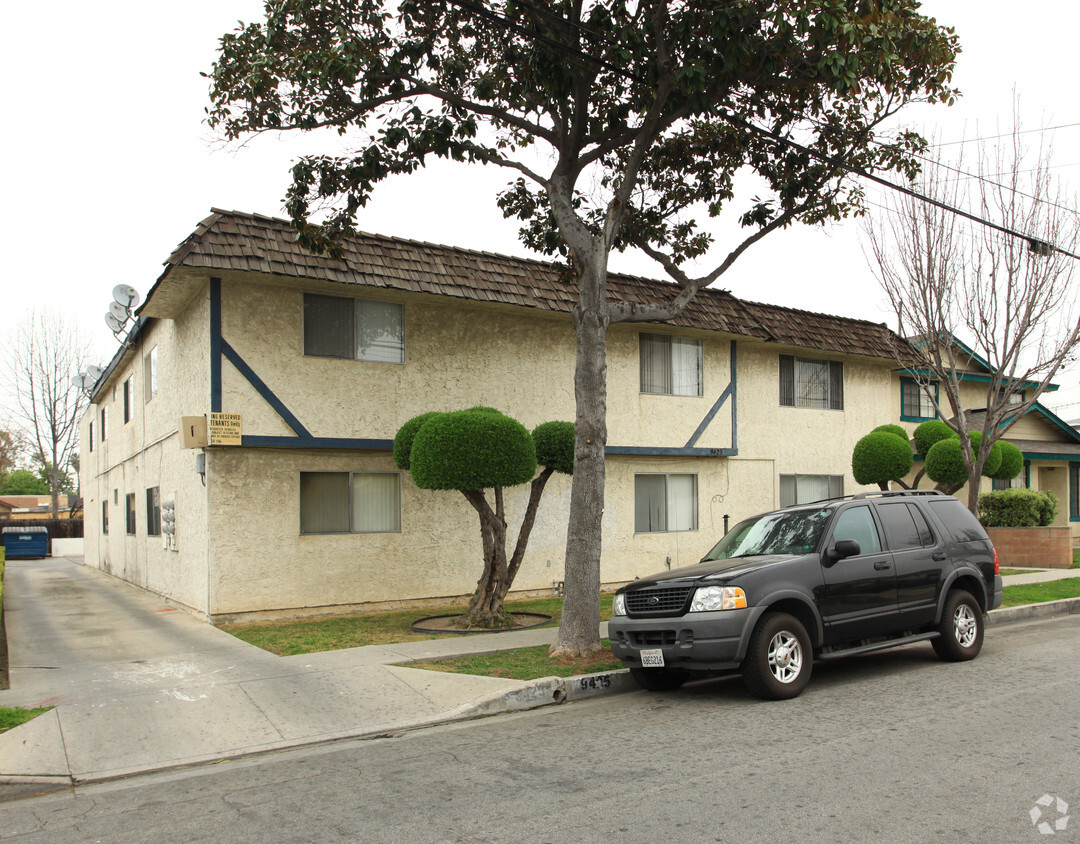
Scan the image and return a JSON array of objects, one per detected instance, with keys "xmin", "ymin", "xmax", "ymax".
[
  {"xmin": 873, "ymin": 560, "xmax": 891, "ymax": 571},
  {"xmin": 932, "ymin": 552, "xmax": 947, "ymax": 561}
]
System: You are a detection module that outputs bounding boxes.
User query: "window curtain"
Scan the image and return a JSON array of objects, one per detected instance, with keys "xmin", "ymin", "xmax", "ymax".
[
  {"xmin": 304, "ymin": 294, "xmax": 354, "ymax": 358},
  {"xmin": 640, "ymin": 334, "xmax": 672, "ymax": 394},
  {"xmin": 356, "ymin": 300, "xmax": 405, "ymax": 363},
  {"xmin": 635, "ymin": 474, "xmax": 667, "ymax": 531},
  {"xmin": 795, "ymin": 358, "xmax": 829, "ymax": 409},
  {"xmin": 352, "ymin": 473, "xmax": 401, "ymax": 532},
  {"xmin": 300, "ymin": 472, "xmax": 350, "ymax": 533},
  {"xmin": 670, "ymin": 338, "xmax": 702, "ymax": 396},
  {"xmin": 666, "ymin": 474, "xmax": 698, "ymax": 531},
  {"xmin": 779, "ymin": 355, "xmax": 795, "ymax": 407}
]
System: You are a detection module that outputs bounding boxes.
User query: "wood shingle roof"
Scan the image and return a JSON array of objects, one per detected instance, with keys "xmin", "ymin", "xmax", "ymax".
[{"xmin": 152, "ymin": 208, "xmax": 903, "ymax": 361}]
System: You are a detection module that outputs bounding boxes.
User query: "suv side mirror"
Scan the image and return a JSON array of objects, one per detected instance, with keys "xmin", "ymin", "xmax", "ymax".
[{"xmin": 826, "ymin": 539, "xmax": 861, "ymax": 564}]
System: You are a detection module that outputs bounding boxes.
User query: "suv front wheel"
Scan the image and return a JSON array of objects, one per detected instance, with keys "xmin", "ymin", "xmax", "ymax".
[
  {"xmin": 932, "ymin": 589, "xmax": 984, "ymax": 661},
  {"xmin": 742, "ymin": 612, "xmax": 812, "ymax": 700}
]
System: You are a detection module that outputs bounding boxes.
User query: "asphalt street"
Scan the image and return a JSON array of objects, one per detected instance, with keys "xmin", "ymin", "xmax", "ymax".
[{"xmin": 4, "ymin": 613, "xmax": 1079, "ymax": 843}]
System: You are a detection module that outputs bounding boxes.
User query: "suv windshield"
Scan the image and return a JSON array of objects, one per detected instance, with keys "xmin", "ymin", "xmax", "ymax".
[{"xmin": 702, "ymin": 507, "xmax": 832, "ymax": 560}]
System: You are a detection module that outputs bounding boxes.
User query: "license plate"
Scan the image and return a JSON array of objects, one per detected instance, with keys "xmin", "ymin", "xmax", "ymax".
[{"xmin": 640, "ymin": 649, "xmax": 665, "ymax": 668}]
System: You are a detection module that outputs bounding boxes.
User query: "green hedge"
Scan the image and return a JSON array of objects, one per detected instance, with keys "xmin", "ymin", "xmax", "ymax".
[{"xmin": 978, "ymin": 489, "xmax": 1058, "ymax": 527}]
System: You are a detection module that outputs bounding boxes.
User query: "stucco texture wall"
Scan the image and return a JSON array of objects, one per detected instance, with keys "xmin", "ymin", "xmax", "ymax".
[{"xmin": 80, "ymin": 293, "xmax": 212, "ymax": 613}]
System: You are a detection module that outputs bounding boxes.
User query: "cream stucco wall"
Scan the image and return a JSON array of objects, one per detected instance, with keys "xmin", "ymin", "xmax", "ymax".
[
  {"xmin": 80, "ymin": 269, "xmax": 930, "ymax": 620},
  {"xmin": 80, "ymin": 296, "xmax": 213, "ymax": 614}
]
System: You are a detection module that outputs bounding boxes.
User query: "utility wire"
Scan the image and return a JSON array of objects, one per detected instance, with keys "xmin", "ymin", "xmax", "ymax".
[
  {"xmin": 930, "ymin": 122, "xmax": 1080, "ymax": 147},
  {"xmin": 441, "ymin": 0, "xmax": 1080, "ymax": 260}
]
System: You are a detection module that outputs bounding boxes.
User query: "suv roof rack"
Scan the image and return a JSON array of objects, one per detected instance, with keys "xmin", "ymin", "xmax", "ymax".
[{"xmin": 850, "ymin": 489, "xmax": 946, "ymax": 500}]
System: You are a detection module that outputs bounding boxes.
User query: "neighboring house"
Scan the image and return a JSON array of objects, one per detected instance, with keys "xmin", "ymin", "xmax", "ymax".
[
  {"xmin": 80, "ymin": 209, "xmax": 919, "ymax": 622},
  {"xmin": 894, "ymin": 338, "xmax": 1080, "ymax": 537},
  {"xmin": 0, "ymin": 496, "xmax": 78, "ymax": 519}
]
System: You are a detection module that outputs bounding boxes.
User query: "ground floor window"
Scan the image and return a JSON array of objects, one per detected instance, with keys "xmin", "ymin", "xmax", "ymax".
[
  {"xmin": 780, "ymin": 474, "xmax": 844, "ymax": 508},
  {"xmin": 634, "ymin": 473, "xmax": 698, "ymax": 533},
  {"xmin": 125, "ymin": 493, "xmax": 136, "ymax": 535},
  {"xmin": 102, "ymin": 501, "xmax": 109, "ymax": 535},
  {"xmin": 146, "ymin": 487, "xmax": 161, "ymax": 536},
  {"xmin": 300, "ymin": 471, "xmax": 402, "ymax": 534},
  {"xmin": 993, "ymin": 460, "xmax": 1029, "ymax": 491}
]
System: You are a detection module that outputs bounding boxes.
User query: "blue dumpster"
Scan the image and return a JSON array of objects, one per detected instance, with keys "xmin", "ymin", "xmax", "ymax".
[{"xmin": 2, "ymin": 526, "xmax": 50, "ymax": 559}]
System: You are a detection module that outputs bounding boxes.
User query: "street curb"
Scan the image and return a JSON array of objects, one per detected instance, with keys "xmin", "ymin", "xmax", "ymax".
[{"xmin": 987, "ymin": 597, "xmax": 1080, "ymax": 625}]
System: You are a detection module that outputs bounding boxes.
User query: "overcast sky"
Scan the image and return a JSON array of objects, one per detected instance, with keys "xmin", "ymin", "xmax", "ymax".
[{"xmin": 3, "ymin": 1, "xmax": 1079, "ymax": 416}]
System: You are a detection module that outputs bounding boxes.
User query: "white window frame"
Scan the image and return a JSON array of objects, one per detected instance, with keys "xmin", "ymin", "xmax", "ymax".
[
  {"xmin": 634, "ymin": 473, "xmax": 699, "ymax": 533},
  {"xmin": 144, "ymin": 346, "xmax": 158, "ymax": 402},
  {"xmin": 300, "ymin": 471, "xmax": 402, "ymax": 534}
]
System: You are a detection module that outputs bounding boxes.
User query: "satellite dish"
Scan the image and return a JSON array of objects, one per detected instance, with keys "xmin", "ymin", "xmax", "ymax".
[
  {"xmin": 86, "ymin": 365, "xmax": 104, "ymax": 380},
  {"xmin": 71, "ymin": 375, "xmax": 87, "ymax": 390},
  {"xmin": 112, "ymin": 284, "xmax": 141, "ymax": 309},
  {"xmin": 105, "ymin": 312, "xmax": 125, "ymax": 333},
  {"xmin": 109, "ymin": 300, "xmax": 130, "ymax": 321}
]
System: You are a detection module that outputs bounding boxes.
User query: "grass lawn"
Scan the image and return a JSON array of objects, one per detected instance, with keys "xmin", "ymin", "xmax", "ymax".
[
  {"xmin": 222, "ymin": 594, "xmax": 615, "ymax": 656},
  {"xmin": 999, "ymin": 568, "xmax": 1042, "ymax": 576},
  {"xmin": 0, "ymin": 707, "xmax": 52, "ymax": 736},
  {"xmin": 416, "ymin": 642, "xmax": 622, "ymax": 680},
  {"xmin": 1001, "ymin": 577, "xmax": 1080, "ymax": 608},
  {"xmin": 1074, "ymin": 548, "xmax": 1080, "ymax": 569}
]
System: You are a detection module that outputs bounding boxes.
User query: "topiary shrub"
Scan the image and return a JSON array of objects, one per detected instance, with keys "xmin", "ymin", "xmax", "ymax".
[
  {"xmin": 872, "ymin": 424, "xmax": 910, "ymax": 442},
  {"xmin": 913, "ymin": 419, "xmax": 953, "ymax": 456},
  {"xmin": 978, "ymin": 489, "xmax": 1058, "ymax": 527},
  {"xmin": 967, "ymin": 432, "xmax": 1003, "ymax": 478},
  {"xmin": 924, "ymin": 437, "xmax": 969, "ymax": 486},
  {"xmin": 410, "ymin": 409, "xmax": 536, "ymax": 491},
  {"xmin": 852, "ymin": 430, "xmax": 913, "ymax": 488},
  {"xmin": 393, "ymin": 411, "xmax": 445, "ymax": 470},
  {"xmin": 988, "ymin": 440, "xmax": 1024, "ymax": 482},
  {"xmin": 533, "ymin": 421, "xmax": 574, "ymax": 475}
]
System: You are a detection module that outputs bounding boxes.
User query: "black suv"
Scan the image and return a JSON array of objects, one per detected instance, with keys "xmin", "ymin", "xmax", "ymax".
[{"xmin": 608, "ymin": 490, "xmax": 1002, "ymax": 700}]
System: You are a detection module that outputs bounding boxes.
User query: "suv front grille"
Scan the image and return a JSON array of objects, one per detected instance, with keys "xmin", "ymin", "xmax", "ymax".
[{"xmin": 625, "ymin": 586, "xmax": 693, "ymax": 616}]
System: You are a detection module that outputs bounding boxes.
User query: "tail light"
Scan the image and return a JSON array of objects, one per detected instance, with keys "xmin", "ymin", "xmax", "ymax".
[{"xmin": 993, "ymin": 546, "xmax": 1000, "ymax": 575}]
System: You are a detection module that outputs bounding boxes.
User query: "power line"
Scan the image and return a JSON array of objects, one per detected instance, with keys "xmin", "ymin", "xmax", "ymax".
[
  {"xmin": 930, "ymin": 122, "xmax": 1080, "ymax": 148},
  {"xmin": 439, "ymin": 0, "xmax": 1080, "ymax": 260}
]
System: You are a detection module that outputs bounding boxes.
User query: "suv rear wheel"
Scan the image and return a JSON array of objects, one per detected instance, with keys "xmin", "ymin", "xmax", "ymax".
[
  {"xmin": 932, "ymin": 589, "xmax": 984, "ymax": 661},
  {"xmin": 742, "ymin": 612, "xmax": 812, "ymax": 700}
]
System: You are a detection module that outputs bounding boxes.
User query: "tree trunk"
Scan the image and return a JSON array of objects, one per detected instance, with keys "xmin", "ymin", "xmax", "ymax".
[
  {"xmin": 461, "ymin": 489, "xmax": 511, "ymax": 628},
  {"xmin": 550, "ymin": 290, "xmax": 609, "ymax": 657}
]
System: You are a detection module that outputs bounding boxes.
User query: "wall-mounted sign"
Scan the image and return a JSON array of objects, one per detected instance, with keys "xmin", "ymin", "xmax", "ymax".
[{"xmin": 208, "ymin": 412, "xmax": 242, "ymax": 446}]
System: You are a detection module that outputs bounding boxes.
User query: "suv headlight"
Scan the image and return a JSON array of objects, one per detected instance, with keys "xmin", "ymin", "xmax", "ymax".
[
  {"xmin": 612, "ymin": 593, "xmax": 626, "ymax": 616},
  {"xmin": 690, "ymin": 586, "xmax": 747, "ymax": 612}
]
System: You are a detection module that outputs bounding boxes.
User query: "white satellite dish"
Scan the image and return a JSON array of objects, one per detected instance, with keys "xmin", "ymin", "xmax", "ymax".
[
  {"xmin": 105, "ymin": 312, "xmax": 125, "ymax": 333},
  {"xmin": 112, "ymin": 284, "xmax": 141, "ymax": 309},
  {"xmin": 86, "ymin": 365, "xmax": 104, "ymax": 380},
  {"xmin": 71, "ymin": 374, "xmax": 87, "ymax": 390},
  {"xmin": 108, "ymin": 300, "xmax": 130, "ymax": 321}
]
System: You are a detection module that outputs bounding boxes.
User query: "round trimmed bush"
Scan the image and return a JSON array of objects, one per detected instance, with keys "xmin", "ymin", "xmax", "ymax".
[
  {"xmin": 410, "ymin": 409, "xmax": 537, "ymax": 491},
  {"xmin": 924, "ymin": 437, "xmax": 969, "ymax": 486},
  {"xmin": 967, "ymin": 432, "xmax": 1003, "ymax": 477},
  {"xmin": 533, "ymin": 421, "xmax": 574, "ymax": 475},
  {"xmin": 872, "ymin": 424, "xmax": 910, "ymax": 443},
  {"xmin": 990, "ymin": 441, "xmax": 1024, "ymax": 481},
  {"xmin": 913, "ymin": 419, "xmax": 953, "ymax": 456},
  {"xmin": 852, "ymin": 431, "xmax": 914, "ymax": 486},
  {"xmin": 393, "ymin": 412, "xmax": 445, "ymax": 470}
]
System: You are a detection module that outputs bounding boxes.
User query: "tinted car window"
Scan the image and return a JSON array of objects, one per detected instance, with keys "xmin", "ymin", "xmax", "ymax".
[
  {"xmin": 831, "ymin": 506, "xmax": 882, "ymax": 554},
  {"xmin": 927, "ymin": 498, "xmax": 988, "ymax": 542},
  {"xmin": 702, "ymin": 508, "xmax": 832, "ymax": 559},
  {"xmin": 909, "ymin": 504, "xmax": 935, "ymax": 546},
  {"xmin": 877, "ymin": 502, "xmax": 923, "ymax": 550}
]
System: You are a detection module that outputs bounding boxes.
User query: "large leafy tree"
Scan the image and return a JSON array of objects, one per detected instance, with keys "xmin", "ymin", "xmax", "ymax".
[{"xmin": 208, "ymin": 0, "xmax": 958, "ymax": 654}]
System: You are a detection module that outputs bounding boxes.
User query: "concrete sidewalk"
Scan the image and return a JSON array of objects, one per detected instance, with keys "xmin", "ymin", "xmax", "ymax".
[{"xmin": 0, "ymin": 558, "xmax": 1077, "ymax": 788}]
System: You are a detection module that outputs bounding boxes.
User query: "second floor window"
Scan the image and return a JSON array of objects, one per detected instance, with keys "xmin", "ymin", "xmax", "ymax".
[
  {"xmin": 304, "ymin": 293, "xmax": 405, "ymax": 363},
  {"xmin": 901, "ymin": 378, "xmax": 937, "ymax": 421},
  {"xmin": 144, "ymin": 346, "xmax": 158, "ymax": 402},
  {"xmin": 780, "ymin": 355, "xmax": 843, "ymax": 410},
  {"xmin": 101, "ymin": 406, "xmax": 108, "ymax": 440},
  {"xmin": 640, "ymin": 333, "xmax": 702, "ymax": 396},
  {"xmin": 123, "ymin": 377, "xmax": 133, "ymax": 422}
]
